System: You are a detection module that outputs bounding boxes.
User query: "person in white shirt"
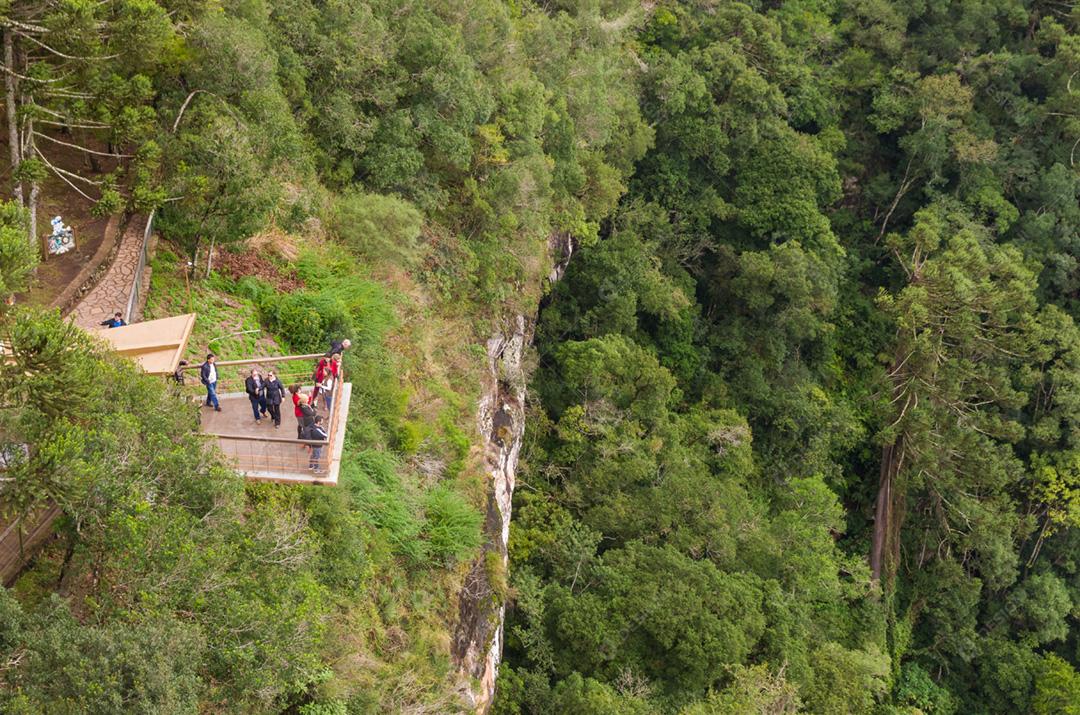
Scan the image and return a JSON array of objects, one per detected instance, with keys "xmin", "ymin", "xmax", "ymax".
[
  {"xmin": 200, "ymin": 354, "xmax": 221, "ymax": 411},
  {"xmin": 319, "ymin": 369, "xmax": 336, "ymax": 414}
]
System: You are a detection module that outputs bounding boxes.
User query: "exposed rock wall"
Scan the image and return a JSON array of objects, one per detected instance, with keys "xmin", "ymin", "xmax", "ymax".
[
  {"xmin": 453, "ymin": 232, "xmax": 573, "ymax": 712},
  {"xmin": 453, "ymin": 316, "xmax": 529, "ymax": 712}
]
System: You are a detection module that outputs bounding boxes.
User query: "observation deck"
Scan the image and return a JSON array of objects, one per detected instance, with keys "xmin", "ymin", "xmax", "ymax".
[
  {"xmin": 182, "ymin": 354, "xmax": 351, "ymax": 486},
  {"xmin": 94, "ymin": 316, "xmax": 352, "ymax": 485}
]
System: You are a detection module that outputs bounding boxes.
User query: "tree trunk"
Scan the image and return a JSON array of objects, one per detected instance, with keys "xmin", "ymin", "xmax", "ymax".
[
  {"xmin": 25, "ymin": 117, "xmax": 37, "ymax": 253},
  {"xmin": 3, "ymin": 28, "xmax": 22, "ymax": 206},
  {"xmin": 28, "ymin": 179, "xmax": 39, "ymax": 254},
  {"xmin": 205, "ymin": 237, "xmax": 214, "ymax": 278},
  {"xmin": 871, "ymin": 437, "xmax": 904, "ymax": 586}
]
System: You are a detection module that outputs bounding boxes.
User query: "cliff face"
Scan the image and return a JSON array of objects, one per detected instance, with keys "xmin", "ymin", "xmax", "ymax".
[{"xmin": 453, "ymin": 233, "xmax": 573, "ymax": 712}]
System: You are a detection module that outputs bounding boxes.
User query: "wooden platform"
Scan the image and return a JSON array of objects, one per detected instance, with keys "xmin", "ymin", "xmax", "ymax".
[
  {"xmin": 197, "ymin": 383, "xmax": 351, "ymax": 486},
  {"xmin": 90, "ymin": 312, "xmax": 196, "ymax": 375}
]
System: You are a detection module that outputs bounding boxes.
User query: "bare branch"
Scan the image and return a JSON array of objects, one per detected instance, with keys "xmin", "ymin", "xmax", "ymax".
[
  {"xmin": 33, "ymin": 148, "xmax": 101, "ymax": 186},
  {"xmin": 34, "ymin": 146, "xmax": 97, "ymax": 201},
  {"xmin": 0, "ymin": 18, "xmax": 49, "ymax": 34},
  {"xmin": 32, "ymin": 130, "xmax": 130, "ymax": 157},
  {"xmin": 14, "ymin": 30, "xmax": 118, "ymax": 61},
  {"xmin": 38, "ymin": 87, "xmax": 94, "ymax": 99},
  {"xmin": 0, "ymin": 62, "xmax": 65, "ymax": 83},
  {"xmin": 170, "ymin": 89, "xmax": 232, "ymax": 133},
  {"xmin": 36, "ymin": 118, "xmax": 109, "ymax": 130}
]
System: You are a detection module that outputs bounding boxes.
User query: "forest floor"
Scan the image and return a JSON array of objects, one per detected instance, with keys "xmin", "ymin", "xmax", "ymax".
[{"xmin": 0, "ymin": 128, "xmax": 116, "ymax": 308}]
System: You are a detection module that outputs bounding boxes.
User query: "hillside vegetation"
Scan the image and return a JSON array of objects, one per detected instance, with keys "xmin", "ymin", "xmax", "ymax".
[{"xmin": 0, "ymin": 0, "xmax": 1077, "ymax": 714}]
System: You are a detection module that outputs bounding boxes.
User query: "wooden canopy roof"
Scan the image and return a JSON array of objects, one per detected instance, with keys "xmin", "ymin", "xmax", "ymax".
[{"xmin": 92, "ymin": 313, "xmax": 196, "ymax": 375}]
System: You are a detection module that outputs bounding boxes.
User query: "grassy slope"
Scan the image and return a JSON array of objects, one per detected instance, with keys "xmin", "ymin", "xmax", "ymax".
[
  {"xmin": 145, "ymin": 245, "xmax": 286, "ymax": 362},
  {"xmin": 142, "ymin": 232, "xmax": 490, "ymax": 710}
]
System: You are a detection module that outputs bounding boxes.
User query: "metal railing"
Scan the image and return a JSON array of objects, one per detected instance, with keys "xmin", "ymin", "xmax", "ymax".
[
  {"xmin": 216, "ymin": 433, "xmax": 333, "ymax": 476},
  {"xmin": 124, "ymin": 211, "xmax": 154, "ymax": 324},
  {"xmin": 180, "ymin": 367, "xmax": 316, "ymax": 400},
  {"xmin": 178, "ymin": 353, "xmax": 329, "ymax": 400}
]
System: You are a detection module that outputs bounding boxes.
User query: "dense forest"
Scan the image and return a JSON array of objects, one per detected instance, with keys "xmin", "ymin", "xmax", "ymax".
[
  {"xmin": 0, "ymin": 0, "xmax": 1077, "ymax": 712},
  {"xmin": 500, "ymin": 1, "xmax": 1080, "ymax": 713}
]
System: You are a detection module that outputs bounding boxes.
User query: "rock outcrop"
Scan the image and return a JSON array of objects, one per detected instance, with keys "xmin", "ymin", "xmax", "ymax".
[{"xmin": 453, "ymin": 232, "xmax": 574, "ymax": 712}]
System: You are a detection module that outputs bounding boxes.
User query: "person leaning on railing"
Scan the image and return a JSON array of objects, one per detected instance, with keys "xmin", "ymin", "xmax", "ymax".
[
  {"xmin": 324, "ymin": 338, "xmax": 351, "ymax": 357},
  {"xmin": 313, "ymin": 340, "xmax": 349, "ymax": 406},
  {"xmin": 318, "ymin": 358, "xmax": 338, "ymax": 414}
]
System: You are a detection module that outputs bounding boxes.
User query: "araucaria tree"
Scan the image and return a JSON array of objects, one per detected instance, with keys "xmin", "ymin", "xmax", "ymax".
[
  {"xmin": 0, "ymin": 0, "xmax": 170, "ymax": 251},
  {"xmin": 872, "ymin": 203, "xmax": 1039, "ymax": 589}
]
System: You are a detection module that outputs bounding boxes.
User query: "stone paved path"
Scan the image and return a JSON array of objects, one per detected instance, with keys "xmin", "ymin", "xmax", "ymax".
[{"xmin": 68, "ymin": 215, "xmax": 147, "ymax": 330}]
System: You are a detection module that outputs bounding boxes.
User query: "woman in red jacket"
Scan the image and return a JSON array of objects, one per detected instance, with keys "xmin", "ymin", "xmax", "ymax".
[{"xmin": 289, "ymin": 384, "xmax": 305, "ymax": 439}]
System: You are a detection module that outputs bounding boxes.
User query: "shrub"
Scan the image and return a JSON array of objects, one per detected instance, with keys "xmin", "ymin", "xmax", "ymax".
[
  {"xmin": 342, "ymin": 455, "xmax": 427, "ymax": 565},
  {"xmin": 253, "ymin": 265, "xmax": 394, "ymax": 354},
  {"xmin": 233, "ymin": 275, "xmax": 273, "ymax": 304},
  {"xmin": 330, "ymin": 190, "xmax": 424, "ymax": 269},
  {"xmin": 298, "ymin": 699, "xmax": 348, "ymax": 715},
  {"xmin": 259, "ymin": 291, "xmax": 352, "ymax": 353},
  {"xmin": 422, "ymin": 485, "xmax": 483, "ymax": 565}
]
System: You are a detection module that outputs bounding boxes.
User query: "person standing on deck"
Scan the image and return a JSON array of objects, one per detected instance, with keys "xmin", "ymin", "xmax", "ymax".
[
  {"xmin": 245, "ymin": 368, "xmax": 268, "ymax": 424},
  {"xmin": 319, "ymin": 364, "xmax": 336, "ymax": 414},
  {"xmin": 289, "ymin": 384, "xmax": 305, "ymax": 438},
  {"xmin": 264, "ymin": 370, "xmax": 285, "ymax": 428},
  {"xmin": 298, "ymin": 394, "xmax": 316, "ymax": 430},
  {"xmin": 305, "ymin": 415, "xmax": 328, "ymax": 473},
  {"xmin": 298, "ymin": 394, "xmax": 316, "ymax": 451},
  {"xmin": 200, "ymin": 354, "xmax": 221, "ymax": 412}
]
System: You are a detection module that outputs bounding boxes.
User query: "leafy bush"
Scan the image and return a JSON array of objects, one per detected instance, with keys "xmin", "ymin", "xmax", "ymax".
[
  {"xmin": 260, "ymin": 290, "xmax": 353, "ymax": 352},
  {"xmin": 422, "ymin": 485, "xmax": 483, "ymax": 565},
  {"xmin": 894, "ymin": 662, "xmax": 956, "ymax": 715},
  {"xmin": 342, "ymin": 453, "xmax": 427, "ymax": 565},
  {"xmin": 233, "ymin": 275, "xmax": 274, "ymax": 304},
  {"xmin": 330, "ymin": 190, "xmax": 424, "ymax": 269},
  {"xmin": 253, "ymin": 257, "xmax": 395, "ymax": 354},
  {"xmin": 298, "ymin": 699, "xmax": 348, "ymax": 715}
]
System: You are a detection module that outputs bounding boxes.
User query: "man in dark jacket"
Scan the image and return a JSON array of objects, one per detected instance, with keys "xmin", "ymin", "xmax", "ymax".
[
  {"xmin": 200, "ymin": 354, "xmax": 221, "ymax": 411},
  {"xmin": 323, "ymin": 338, "xmax": 351, "ymax": 357},
  {"xmin": 305, "ymin": 415, "xmax": 329, "ymax": 472},
  {"xmin": 263, "ymin": 370, "xmax": 285, "ymax": 428},
  {"xmin": 245, "ymin": 368, "xmax": 268, "ymax": 424}
]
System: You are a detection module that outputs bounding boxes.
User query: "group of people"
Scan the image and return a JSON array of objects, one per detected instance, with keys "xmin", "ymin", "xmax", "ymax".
[
  {"xmin": 198, "ymin": 339, "xmax": 351, "ymax": 473},
  {"xmin": 243, "ymin": 367, "xmax": 287, "ymax": 426}
]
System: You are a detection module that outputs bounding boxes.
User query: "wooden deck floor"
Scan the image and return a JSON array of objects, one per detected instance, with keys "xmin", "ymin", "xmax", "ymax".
[{"xmin": 197, "ymin": 384, "xmax": 351, "ymax": 486}]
